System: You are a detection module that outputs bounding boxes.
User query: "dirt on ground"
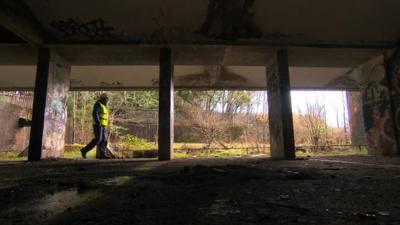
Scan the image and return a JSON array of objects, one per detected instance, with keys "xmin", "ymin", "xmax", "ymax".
[{"xmin": 0, "ymin": 155, "xmax": 399, "ymax": 225}]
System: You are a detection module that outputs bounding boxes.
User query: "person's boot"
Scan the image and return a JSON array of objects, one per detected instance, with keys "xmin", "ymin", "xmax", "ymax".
[
  {"xmin": 98, "ymin": 147, "xmax": 112, "ymax": 159},
  {"xmin": 105, "ymin": 148, "xmax": 116, "ymax": 159},
  {"xmin": 98, "ymin": 154, "xmax": 112, "ymax": 159},
  {"xmin": 97, "ymin": 151, "xmax": 106, "ymax": 159},
  {"xmin": 80, "ymin": 149, "xmax": 87, "ymax": 159}
]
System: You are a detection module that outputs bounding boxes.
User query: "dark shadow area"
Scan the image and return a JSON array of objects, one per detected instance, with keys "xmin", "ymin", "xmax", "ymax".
[
  {"xmin": 1, "ymin": 156, "xmax": 399, "ymax": 225},
  {"xmin": 0, "ymin": 26, "xmax": 26, "ymax": 43}
]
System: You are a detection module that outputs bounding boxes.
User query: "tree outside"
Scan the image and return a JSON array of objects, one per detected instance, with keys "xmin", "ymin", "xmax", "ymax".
[{"xmin": 0, "ymin": 90, "xmax": 367, "ymax": 160}]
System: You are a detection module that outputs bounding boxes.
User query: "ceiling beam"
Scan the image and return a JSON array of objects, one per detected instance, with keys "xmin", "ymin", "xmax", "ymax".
[{"xmin": 0, "ymin": 44, "xmax": 390, "ymax": 67}]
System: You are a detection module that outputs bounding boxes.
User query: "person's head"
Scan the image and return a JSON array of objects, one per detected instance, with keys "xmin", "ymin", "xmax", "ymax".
[{"xmin": 99, "ymin": 93, "xmax": 109, "ymax": 105}]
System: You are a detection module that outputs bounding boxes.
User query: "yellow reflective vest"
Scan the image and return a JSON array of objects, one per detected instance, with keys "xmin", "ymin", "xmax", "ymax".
[{"xmin": 98, "ymin": 102, "xmax": 109, "ymax": 126}]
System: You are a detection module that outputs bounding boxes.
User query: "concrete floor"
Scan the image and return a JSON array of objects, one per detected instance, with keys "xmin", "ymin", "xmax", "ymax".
[{"xmin": 0, "ymin": 156, "xmax": 399, "ymax": 225}]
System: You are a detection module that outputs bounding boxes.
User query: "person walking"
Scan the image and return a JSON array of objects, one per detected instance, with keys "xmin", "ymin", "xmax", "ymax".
[{"xmin": 81, "ymin": 93, "xmax": 113, "ymax": 159}]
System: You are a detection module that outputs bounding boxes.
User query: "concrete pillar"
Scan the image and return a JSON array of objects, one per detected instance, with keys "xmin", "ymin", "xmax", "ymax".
[
  {"xmin": 28, "ymin": 48, "xmax": 70, "ymax": 161},
  {"xmin": 354, "ymin": 55, "xmax": 397, "ymax": 155},
  {"xmin": 346, "ymin": 91, "xmax": 367, "ymax": 146},
  {"xmin": 266, "ymin": 49, "xmax": 295, "ymax": 159},
  {"xmin": 158, "ymin": 47, "xmax": 174, "ymax": 161},
  {"xmin": 387, "ymin": 49, "xmax": 400, "ymax": 155}
]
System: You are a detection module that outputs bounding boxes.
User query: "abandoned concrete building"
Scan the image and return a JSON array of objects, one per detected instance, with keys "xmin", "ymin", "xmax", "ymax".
[{"xmin": 1, "ymin": 1, "xmax": 400, "ymax": 225}]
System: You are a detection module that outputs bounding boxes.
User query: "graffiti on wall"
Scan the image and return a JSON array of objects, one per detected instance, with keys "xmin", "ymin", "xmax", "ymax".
[
  {"xmin": 100, "ymin": 81, "xmax": 123, "ymax": 87},
  {"xmin": 325, "ymin": 55, "xmax": 397, "ymax": 155},
  {"xmin": 50, "ymin": 18, "xmax": 118, "ymax": 41},
  {"xmin": 42, "ymin": 53, "xmax": 70, "ymax": 158},
  {"xmin": 197, "ymin": 0, "xmax": 262, "ymax": 40},
  {"xmin": 351, "ymin": 56, "xmax": 397, "ymax": 155}
]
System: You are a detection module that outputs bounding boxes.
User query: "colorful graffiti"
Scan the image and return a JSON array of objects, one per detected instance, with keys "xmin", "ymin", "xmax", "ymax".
[
  {"xmin": 42, "ymin": 52, "xmax": 70, "ymax": 158},
  {"xmin": 325, "ymin": 55, "xmax": 398, "ymax": 155},
  {"xmin": 350, "ymin": 56, "xmax": 397, "ymax": 155}
]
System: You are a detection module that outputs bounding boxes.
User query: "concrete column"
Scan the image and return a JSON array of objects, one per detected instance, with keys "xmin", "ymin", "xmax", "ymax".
[
  {"xmin": 266, "ymin": 49, "xmax": 295, "ymax": 159},
  {"xmin": 28, "ymin": 48, "xmax": 70, "ymax": 161},
  {"xmin": 355, "ymin": 55, "xmax": 397, "ymax": 155},
  {"xmin": 158, "ymin": 47, "xmax": 174, "ymax": 161},
  {"xmin": 387, "ymin": 49, "xmax": 400, "ymax": 155},
  {"xmin": 346, "ymin": 91, "xmax": 367, "ymax": 146}
]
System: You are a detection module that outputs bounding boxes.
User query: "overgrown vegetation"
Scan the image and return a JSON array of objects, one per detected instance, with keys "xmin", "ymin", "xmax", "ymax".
[
  {"xmin": 120, "ymin": 134, "xmax": 156, "ymax": 150},
  {"xmin": 0, "ymin": 90, "xmax": 363, "ymax": 160}
]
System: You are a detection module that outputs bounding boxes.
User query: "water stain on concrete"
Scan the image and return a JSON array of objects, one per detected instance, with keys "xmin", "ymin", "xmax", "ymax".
[
  {"xmin": 1, "ymin": 188, "xmax": 100, "ymax": 224},
  {"xmin": 197, "ymin": 0, "xmax": 262, "ymax": 40},
  {"xmin": 1, "ymin": 175, "xmax": 134, "ymax": 224}
]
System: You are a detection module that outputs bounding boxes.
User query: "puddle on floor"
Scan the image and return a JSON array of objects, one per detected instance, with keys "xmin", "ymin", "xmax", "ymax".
[
  {"xmin": 0, "ymin": 175, "xmax": 135, "ymax": 224},
  {"xmin": 36, "ymin": 188, "xmax": 100, "ymax": 215},
  {"xmin": 1, "ymin": 188, "xmax": 100, "ymax": 224}
]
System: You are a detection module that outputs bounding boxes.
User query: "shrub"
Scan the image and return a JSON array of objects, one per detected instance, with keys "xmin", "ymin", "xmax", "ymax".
[
  {"xmin": 121, "ymin": 134, "xmax": 155, "ymax": 150},
  {"xmin": 229, "ymin": 125, "xmax": 247, "ymax": 141}
]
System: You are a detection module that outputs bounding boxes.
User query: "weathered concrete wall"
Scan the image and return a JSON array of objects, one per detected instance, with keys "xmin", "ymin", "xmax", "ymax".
[
  {"xmin": 41, "ymin": 52, "xmax": 71, "ymax": 158},
  {"xmin": 351, "ymin": 56, "xmax": 397, "ymax": 155},
  {"xmin": 15, "ymin": 123, "xmax": 31, "ymax": 153},
  {"xmin": 0, "ymin": 101, "xmax": 31, "ymax": 152},
  {"xmin": 0, "ymin": 101, "xmax": 20, "ymax": 151},
  {"xmin": 346, "ymin": 91, "xmax": 367, "ymax": 146}
]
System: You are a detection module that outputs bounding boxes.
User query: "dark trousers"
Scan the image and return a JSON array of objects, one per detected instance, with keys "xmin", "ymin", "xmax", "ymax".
[{"xmin": 82, "ymin": 125, "xmax": 108, "ymax": 158}]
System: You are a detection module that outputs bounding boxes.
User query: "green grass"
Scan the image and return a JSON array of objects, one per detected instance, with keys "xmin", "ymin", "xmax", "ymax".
[
  {"xmin": 64, "ymin": 144, "xmax": 97, "ymax": 159},
  {"xmin": 0, "ymin": 144, "xmax": 369, "ymax": 160},
  {"xmin": 0, "ymin": 151, "xmax": 26, "ymax": 161},
  {"xmin": 296, "ymin": 146, "xmax": 368, "ymax": 157},
  {"xmin": 174, "ymin": 148, "xmax": 269, "ymax": 159}
]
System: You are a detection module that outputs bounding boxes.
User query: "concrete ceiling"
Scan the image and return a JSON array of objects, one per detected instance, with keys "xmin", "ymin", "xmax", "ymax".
[
  {"xmin": 0, "ymin": 0, "xmax": 397, "ymax": 90},
  {"xmin": 0, "ymin": 45, "xmax": 387, "ymax": 67},
  {"xmin": 19, "ymin": 0, "xmax": 400, "ymax": 46}
]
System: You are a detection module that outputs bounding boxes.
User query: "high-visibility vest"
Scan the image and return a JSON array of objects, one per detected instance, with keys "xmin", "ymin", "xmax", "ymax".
[{"xmin": 98, "ymin": 102, "xmax": 109, "ymax": 126}]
